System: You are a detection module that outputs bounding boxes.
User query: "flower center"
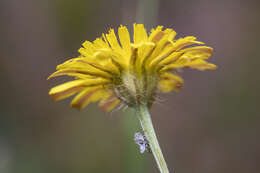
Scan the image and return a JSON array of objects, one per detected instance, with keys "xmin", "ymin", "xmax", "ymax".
[{"xmin": 113, "ymin": 72, "xmax": 158, "ymax": 108}]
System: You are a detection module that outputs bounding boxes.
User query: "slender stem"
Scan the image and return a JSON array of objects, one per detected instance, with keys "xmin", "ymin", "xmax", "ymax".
[
  {"xmin": 122, "ymin": 109, "xmax": 146, "ymax": 173},
  {"xmin": 136, "ymin": 103, "xmax": 169, "ymax": 173}
]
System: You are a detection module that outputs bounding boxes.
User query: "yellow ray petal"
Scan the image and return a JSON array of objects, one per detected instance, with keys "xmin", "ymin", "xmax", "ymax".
[
  {"xmin": 103, "ymin": 99, "xmax": 120, "ymax": 112},
  {"xmin": 98, "ymin": 91, "xmax": 113, "ymax": 103},
  {"xmin": 158, "ymin": 51, "xmax": 184, "ymax": 67},
  {"xmin": 184, "ymin": 59, "xmax": 217, "ymax": 70},
  {"xmin": 93, "ymin": 37, "xmax": 110, "ymax": 49},
  {"xmin": 133, "ymin": 24, "xmax": 148, "ymax": 44},
  {"xmin": 99, "ymin": 94, "xmax": 120, "ymax": 112},
  {"xmin": 147, "ymin": 37, "xmax": 205, "ymax": 71},
  {"xmin": 129, "ymin": 45, "xmax": 138, "ymax": 72},
  {"xmin": 158, "ymin": 46, "xmax": 213, "ymax": 68},
  {"xmin": 74, "ymin": 59, "xmax": 119, "ymax": 75},
  {"xmin": 148, "ymin": 26, "xmax": 164, "ymax": 42},
  {"xmin": 55, "ymin": 58, "xmax": 114, "ymax": 79},
  {"xmin": 47, "ymin": 69, "xmax": 92, "ymax": 80},
  {"xmin": 80, "ymin": 41, "xmax": 95, "ymax": 56},
  {"xmin": 165, "ymin": 29, "xmax": 177, "ymax": 41},
  {"xmin": 56, "ymin": 57, "xmax": 89, "ymax": 70},
  {"xmin": 134, "ymin": 42, "xmax": 155, "ymax": 74},
  {"xmin": 118, "ymin": 25, "xmax": 131, "ymax": 56},
  {"xmin": 181, "ymin": 46, "xmax": 213, "ymax": 60},
  {"xmin": 71, "ymin": 87, "xmax": 107, "ymax": 110},
  {"xmin": 49, "ymin": 78, "xmax": 110, "ymax": 101},
  {"xmin": 94, "ymin": 49, "xmax": 127, "ymax": 70},
  {"xmin": 182, "ymin": 46, "xmax": 213, "ymax": 54},
  {"xmin": 105, "ymin": 29, "xmax": 122, "ymax": 52},
  {"xmin": 54, "ymin": 68, "xmax": 112, "ymax": 79},
  {"xmin": 159, "ymin": 64, "xmax": 181, "ymax": 73},
  {"xmin": 158, "ymin": 73, "xmax": 183, "ymax": 93},
  {"xmin": 149, "ymin": 29, "xmax": 174, "ymax": 59},
  {"xmin": 159, "ymin": 56, "xmax": 190, "ymax": 73},
  {"xmin": 98, "ymin": 92, "xmax": 120, "ymax": 112},
  {"xmin": 49, "ymin": 80, "xmax": 86, "ymax": 101},
  {"xmin": 98, "ymin": 92, "xmax": 114, "ymax": 105},
  {"xmin": 147, "ymin": 30, "xmax": 178, "ymax": 70},
  {"xmin": 173, "ymin": 36, "xmax": 204, "ymax": 51}
]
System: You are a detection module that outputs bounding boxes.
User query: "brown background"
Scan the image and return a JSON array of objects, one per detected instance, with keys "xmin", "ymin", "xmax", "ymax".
[{"xmin": 1, "ymin": 0, "xmax": 259, "ymax": 173}]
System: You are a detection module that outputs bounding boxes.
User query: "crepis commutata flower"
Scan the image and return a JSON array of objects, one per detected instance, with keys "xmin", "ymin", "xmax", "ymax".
[{"xmin": 48, "ymin": 24, "xmax": 216, "ymax": 111}]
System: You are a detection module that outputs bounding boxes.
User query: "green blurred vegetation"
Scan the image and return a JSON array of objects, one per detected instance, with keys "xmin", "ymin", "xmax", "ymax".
[{"xmin": 1, "ymin": 0, "xmax": 260, "ymax": 173}]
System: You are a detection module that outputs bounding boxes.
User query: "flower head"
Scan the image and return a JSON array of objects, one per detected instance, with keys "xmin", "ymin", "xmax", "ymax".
[{"xmin": 48, "ymin": 24, "xmax": 216, "ymax": 111}]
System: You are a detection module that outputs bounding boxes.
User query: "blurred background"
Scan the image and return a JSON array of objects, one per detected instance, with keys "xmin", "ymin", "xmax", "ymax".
[{"xmin": 1, "ymin": 0, "xmax": 260, "ymax": 173}]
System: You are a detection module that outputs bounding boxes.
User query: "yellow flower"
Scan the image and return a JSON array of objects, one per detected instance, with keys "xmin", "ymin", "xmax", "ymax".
[{"xmin": 48, "ymin": 24, "xmax": 216, "ymax": 111}]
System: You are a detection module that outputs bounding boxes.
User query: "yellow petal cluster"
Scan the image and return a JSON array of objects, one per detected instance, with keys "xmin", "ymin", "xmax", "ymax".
[{"xmin": 48, "ymin": 24, "xmax": 216, "ymax": 111}]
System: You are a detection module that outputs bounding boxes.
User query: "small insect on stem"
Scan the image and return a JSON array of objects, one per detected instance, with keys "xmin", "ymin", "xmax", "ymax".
[{"xmin": 134, "ymin": 132, "xmax": 151, "ymax": 153}]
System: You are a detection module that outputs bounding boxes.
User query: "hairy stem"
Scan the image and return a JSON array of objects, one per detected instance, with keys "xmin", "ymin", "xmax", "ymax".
[{"xmin": 136, "ymin": 103, "xmax": 169, "ymax": 173}]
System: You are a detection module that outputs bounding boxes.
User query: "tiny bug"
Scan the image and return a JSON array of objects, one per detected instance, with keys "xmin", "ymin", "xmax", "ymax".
[{"xmin": 134, "ymin": 132, "xmax": 151, "ymax": 153}]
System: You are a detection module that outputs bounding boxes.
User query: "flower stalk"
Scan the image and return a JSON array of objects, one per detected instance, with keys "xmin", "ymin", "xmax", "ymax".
[{"xmin": 136, "ymin": 103, "xmax": 169, "ymax": 173}]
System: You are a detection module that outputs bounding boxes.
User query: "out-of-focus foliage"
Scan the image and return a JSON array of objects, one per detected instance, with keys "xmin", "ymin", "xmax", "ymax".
[{"xmin": 0, "ymin": 0, "xmax": 260, "ymax": 173}]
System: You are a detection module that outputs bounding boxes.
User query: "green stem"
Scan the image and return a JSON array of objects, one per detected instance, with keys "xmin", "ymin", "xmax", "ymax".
[{"xmin": 136, "ymin": 103, "xmax": 169, "ymax": 173}]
